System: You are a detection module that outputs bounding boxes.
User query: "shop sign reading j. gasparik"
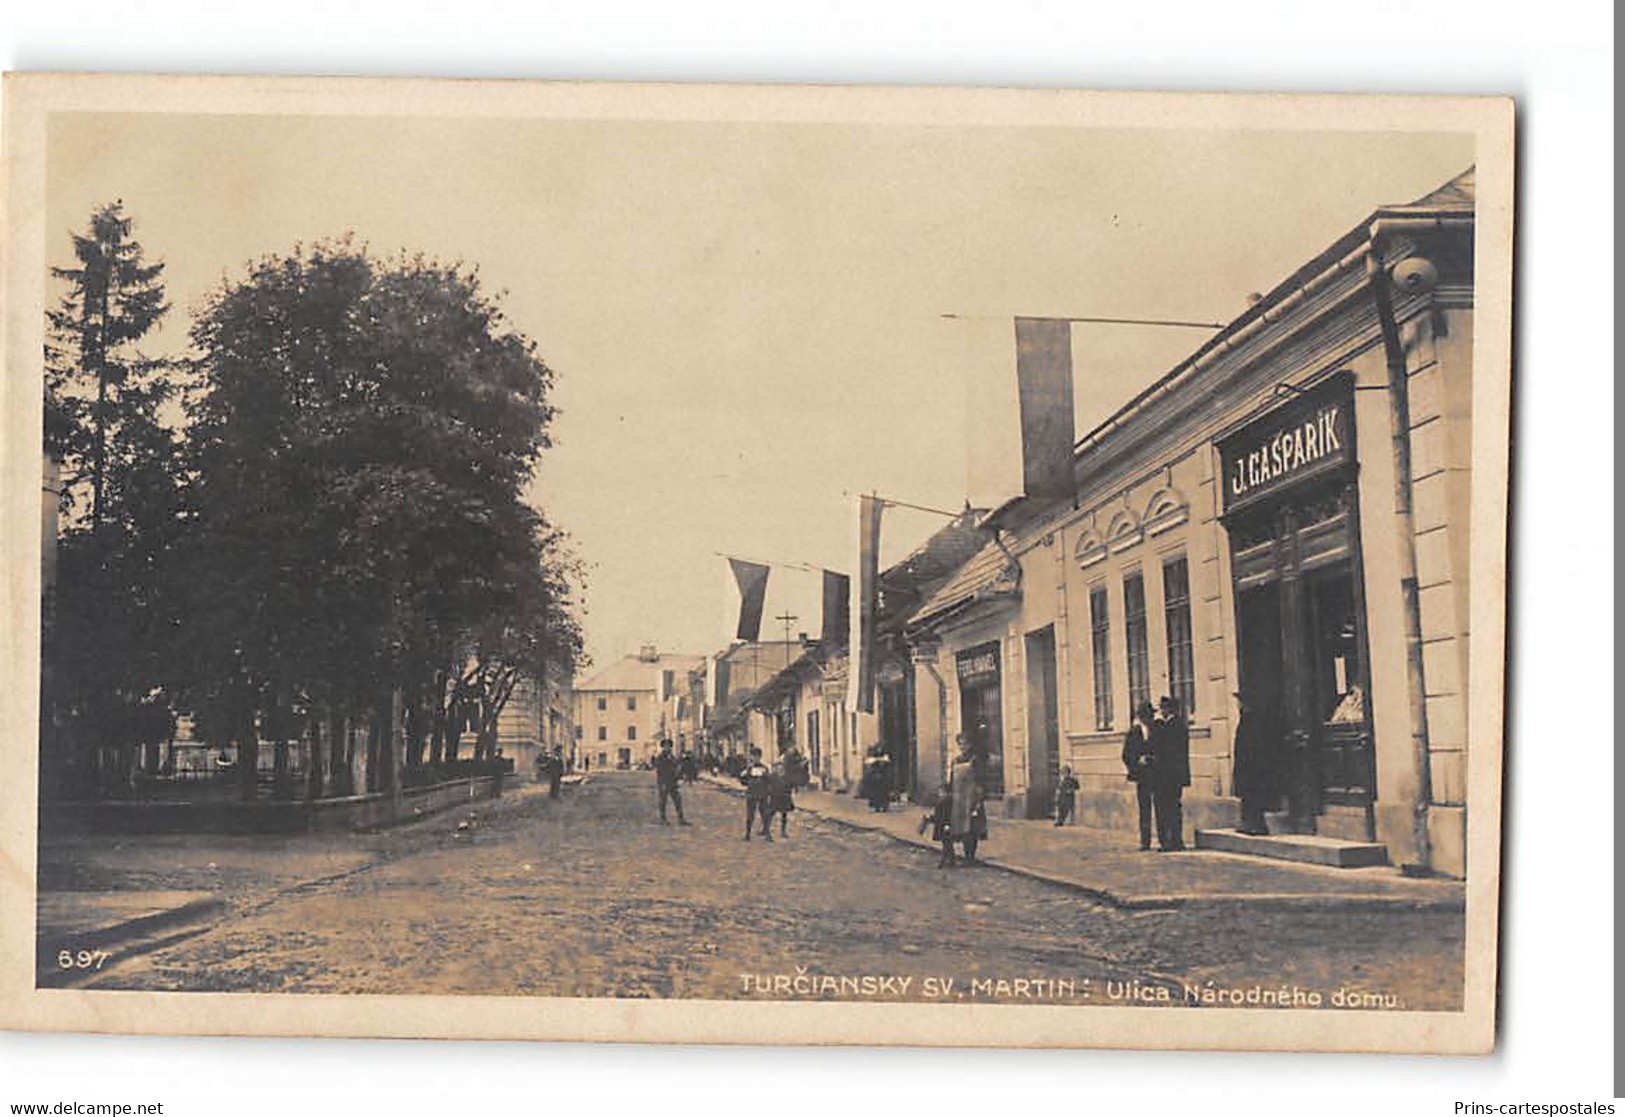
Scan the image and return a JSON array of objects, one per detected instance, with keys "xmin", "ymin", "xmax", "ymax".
[{"xmin": 1221, "ymin": 377, "xmax": 1354, "ymax": 515}]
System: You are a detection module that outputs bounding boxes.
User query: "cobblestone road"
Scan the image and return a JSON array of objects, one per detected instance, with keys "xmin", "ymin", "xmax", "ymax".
[{"xmin": 78, "ymin": 773, "xmax": 1463, "ymax": 1009}]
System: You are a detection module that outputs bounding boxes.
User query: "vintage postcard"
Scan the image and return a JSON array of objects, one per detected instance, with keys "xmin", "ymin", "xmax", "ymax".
[{"xmin": 0, "ymin": 74, "xmax": 1513, "ymax": 1052}]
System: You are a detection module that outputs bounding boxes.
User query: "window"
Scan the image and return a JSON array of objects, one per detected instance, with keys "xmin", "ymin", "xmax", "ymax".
[
  {"xmin": 1089, "ymin": 585, "xmax": 1113, "ymax": 730},
  {"xmin": 596, "ymin": 726, "xmax": 607, "ymax": 741},
  {"xmin": 1124, "ymin": 571, "xmax": 1151, "ymax": 714},
  {"xmin": 806, "ymin": 710, "xmax": 820, "ymax": 768},
  {"xmin": 574, "ymin": 725, "xmax": 583, "ymax": 740},
  {"xmin": 596, "ymin": 696, "xmax": 606, "ymax": 711},
  {"xmin": 627, "ymin": 725, "xmax": 637, "ymax": 741},
  {"xmin": 1163, "ymin": 556, "xmax": 1197, "ymax": 714},
  {"xmin": 627, "ymin": 695, "xmax": 637, "ymax": 711}
]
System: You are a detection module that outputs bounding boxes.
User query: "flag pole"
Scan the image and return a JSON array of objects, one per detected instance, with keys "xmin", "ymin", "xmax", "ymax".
[{"xmin": 839, "ymin": 491, "xmax": 966, "ymax": 519}]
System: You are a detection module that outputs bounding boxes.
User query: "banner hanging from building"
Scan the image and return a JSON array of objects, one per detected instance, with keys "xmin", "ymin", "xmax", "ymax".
[
  {"xmin": 846, "ymin": 495, "xmax": 884, "ymax": 714},
  {"xmin": 729, "ymin": 557, "xmax": 770, "ymax": 642},
  {"xmin": 1014, "ymin": 317, "xmax": 1077, "ymax": 501},
  {"xmin": 821, "ymin": 569, "xmax": 850, "ymax": 646}
]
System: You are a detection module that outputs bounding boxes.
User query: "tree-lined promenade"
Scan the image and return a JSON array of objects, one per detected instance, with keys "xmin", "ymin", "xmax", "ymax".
[{"xmin": 43, "ymin": 204, "xmax": 585, "ymax": 804}]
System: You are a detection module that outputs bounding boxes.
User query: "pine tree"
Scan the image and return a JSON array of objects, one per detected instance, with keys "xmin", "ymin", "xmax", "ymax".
[
  {"xmin": 43, "ymin": 203, "xmax": 179, "ymax": 795},
  {"xmin": 46, "ymin": 200, "xmax": 170, "ymax": 530}
]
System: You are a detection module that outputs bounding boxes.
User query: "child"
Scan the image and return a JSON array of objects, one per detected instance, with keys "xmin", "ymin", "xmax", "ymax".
[
  {"xmin": 1054, "ymin": 765, "xmax": 1080, "ymax": 826},
  {"xmin": 918, "ymin": 784, "xmax": 956, "ymax": 867},
  {"xmin": 740, "ymin": 747, "xmax": 773, "ymax": 841},
  {"xmin": 769, "ymin": 760, "xmax": 795, "ymax": 838}
]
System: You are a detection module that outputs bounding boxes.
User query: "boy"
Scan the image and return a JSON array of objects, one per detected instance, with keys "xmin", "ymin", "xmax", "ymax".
[
  {"xmin": 1054, "ymin": 765, "xmax": 1080, "ymax": 826},
  {"xmin": 739, "ymin": 747, "xmax": 773, "ymax": 841}
]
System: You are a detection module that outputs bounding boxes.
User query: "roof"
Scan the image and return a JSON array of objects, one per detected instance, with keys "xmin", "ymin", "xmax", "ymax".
[
  {"xmin": 1382, "ymin": 166, "xmax": 1474, "ymax": 214},
  {"xmin": 1070, "ymin": 166, "xmax": 1476, "ymax": 461},
  {"xmin": 575, "ymin": 652, "xmax": 705, "ymax": 693},
  {"xmin": 875, "ymin": 509, "xmax": 990, "ymax": 634},
  {"xmin": 907, "ymin": 536, "xmax": 1020, "ymax": 629}
]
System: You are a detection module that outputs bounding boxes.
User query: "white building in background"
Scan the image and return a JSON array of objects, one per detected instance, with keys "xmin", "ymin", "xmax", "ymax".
[{"xmin": 572, "ymin": 646, "xmax": 704, "ymax": 769}]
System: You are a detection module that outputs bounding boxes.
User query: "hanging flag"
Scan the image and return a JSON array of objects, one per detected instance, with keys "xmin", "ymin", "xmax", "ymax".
[
  {"xmin": 1014, "ymin": 317, "xmax": 1077, "ymax": 500},
  {"xmin": 715, "ymin": 656, "xmax": 732, "ymax": 707},
  {"xmin": 729, "ymin": 557, "xmax": 770, "ymax": 642},
  {"xmin": 821, "ymin": 569, "xmax": 850, "ymax": 646},
  {"xmin": 846, "ymin": 495, "xmax": 884, "ymax": 714}
]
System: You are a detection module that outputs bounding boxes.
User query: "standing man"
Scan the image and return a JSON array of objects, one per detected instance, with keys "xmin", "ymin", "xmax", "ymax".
[
  {"xmin": 1121, "ymin": 701, "xmax": 1159, "ymax": 850},
  {"xmin": 547, "ymin": 746, "xmax": 565, "ymax": 799},
  {"xmin": 1154, "ymin": 696, "xmax": 1191, "ymax": 852},
  {"xmin": 654, "ymin": 739, "xmax": 689, "ymax": 826},
  {"xmin": 739, "ymin": 746, "xmax": 773, "ymax": 842},
  {"xmin": 1232, "ymin": 690, "xmax": 1279, "ymax": 835}
]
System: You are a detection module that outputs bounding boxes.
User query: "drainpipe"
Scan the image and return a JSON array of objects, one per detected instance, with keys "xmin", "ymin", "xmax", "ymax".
[
  {"xmin": 910, "ymin": 640, "xmax": 950, "ymax": 790},
  {"xmin": 1365, "ymin": 232, "xmax": 1435, "ymax": 874}
]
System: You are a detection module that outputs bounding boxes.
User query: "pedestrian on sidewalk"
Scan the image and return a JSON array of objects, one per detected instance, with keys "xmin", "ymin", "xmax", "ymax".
[
  {"xmin": 1232, "ymin": 689, "xmax": 1280, "ymax": 835},
  {"xmin": 678, "ymin": 749, "xmax": 699, "ymax": 785},
  {"xmin": 769, "ymin": 759, "xmax": 795, "ymax": 838},
  {"xmin": 946, "ymin": 735, "xmax": 988, "ymax": 865},
  {"xmin": 859, "ymin": 743, "xmax": 894, "ymax": 812},
  {"xmin": 1153, "ymin": 696, "xmax": 1190, "ymax": 852},
  {"xmin": 740, "ymin": 747, "xmax": 773, "ymax": 841},
  {"xmin": 654, "ymin": 739, "xmax": 690, "ymax": 826},
  {"xmin": 1122, "ymin": 700, "xmax": 1159, "ymax": 850},
  {"xmin": 1054, "ymin": 765, "xmax": 1080, "ymax": 826}
]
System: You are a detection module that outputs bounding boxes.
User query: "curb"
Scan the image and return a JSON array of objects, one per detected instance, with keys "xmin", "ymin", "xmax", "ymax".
[{"xmin": 699, "ymin": 777, "xmax": 1463, "ymax": 913}]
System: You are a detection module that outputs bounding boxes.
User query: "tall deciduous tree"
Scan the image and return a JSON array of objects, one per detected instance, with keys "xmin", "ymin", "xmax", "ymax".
[{"xmin": 181, "ymin": 240, "xmax": 583, "ymax": 798}]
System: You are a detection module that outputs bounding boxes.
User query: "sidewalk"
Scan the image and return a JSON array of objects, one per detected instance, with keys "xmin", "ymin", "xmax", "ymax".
[
  {"xmin": 703, "ymin": 775, "xmax": 1464, "ymax": 911},
  {"xmin": 34, "ymin": 780, "xmax": 561, "ymax": 987}
]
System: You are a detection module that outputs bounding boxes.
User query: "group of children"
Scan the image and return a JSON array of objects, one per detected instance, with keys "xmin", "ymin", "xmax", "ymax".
[{"xmin": 738, "ymin": 746, "xmax": 797, "ymax": 841}]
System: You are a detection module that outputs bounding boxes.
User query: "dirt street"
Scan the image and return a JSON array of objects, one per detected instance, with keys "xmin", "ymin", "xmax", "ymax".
[{"xmin": 74, "ymin": 773, "xmax": 1462, "ymax": 1009}]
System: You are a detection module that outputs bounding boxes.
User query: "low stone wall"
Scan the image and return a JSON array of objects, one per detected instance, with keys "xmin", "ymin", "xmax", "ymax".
[{"xmin": 58, "ymin": 776, "xmax": 502, "ymax": 835}]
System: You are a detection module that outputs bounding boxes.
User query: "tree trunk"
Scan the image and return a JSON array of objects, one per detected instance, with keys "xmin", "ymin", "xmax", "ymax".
[
  {"xmin": 237, "ymin": 705, "xmax": 259, "ymax": 802},
  {"xmin": 272, "ymin": 738, "xmax": 291, "ymax": 799},
  {"xmin": 305, "ymin": 716, "xmax": 324, "ymax": 803}
]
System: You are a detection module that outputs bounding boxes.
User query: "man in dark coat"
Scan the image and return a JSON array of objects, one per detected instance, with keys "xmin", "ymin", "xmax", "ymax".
[
  {"xmin": 1153, "ymin": 696, "xmax": 1191, "ymax": 851},
  {"xmin": 546, "ymin": 746, "xmax": 565, "ymax": 799},
  {"xmin": 1121, "ymin": 700, "xmax": 1159, "ymax": 850},
  {"xmin": 1232, "ymin": 691, "xmax": 1280, "ymax": 835},
  {"xmin": 654, "ymin": 739, "xmax": 689, "ymax": 825}
]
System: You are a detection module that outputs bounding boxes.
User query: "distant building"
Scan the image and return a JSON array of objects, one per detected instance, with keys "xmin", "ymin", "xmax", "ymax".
[
  {"xmin": 572, "ymin": 646, "xmax": 704, "ymax": 768},
  {"xmin": 498, "ymin": 660, "xmax": 576, "ymax": 779}
]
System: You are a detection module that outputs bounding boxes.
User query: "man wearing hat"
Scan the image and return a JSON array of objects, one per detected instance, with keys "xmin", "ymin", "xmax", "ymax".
[
  {"xmin": 1153, "ymin": 695, "xmax": 1191, "ymax": 852},
  {"xmin": 654, "ymin": 738, "xmax": 689, "ymax": 825}
]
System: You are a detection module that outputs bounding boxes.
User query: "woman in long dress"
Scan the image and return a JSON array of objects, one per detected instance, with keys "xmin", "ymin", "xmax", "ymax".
[{"xmin": 946, "ymin": 735, "xmax": 987, "ymax": 864}]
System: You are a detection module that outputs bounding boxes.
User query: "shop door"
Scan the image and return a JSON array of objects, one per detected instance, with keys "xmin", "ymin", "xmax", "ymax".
[
  {"xmin": 1024, "ymin": 627, "xmax": 1060, "ymax": 819},
  {"xmin": 959, "ymin": 682, "xmax": 1005, "ymax": 798},
  {"xmin": 1235, "ymin": 549, "xmax": 1375, "ymax": 815},
  {"xmin": 1305, "ymin": 569, "xmax": 1374, "ymax": 804}
]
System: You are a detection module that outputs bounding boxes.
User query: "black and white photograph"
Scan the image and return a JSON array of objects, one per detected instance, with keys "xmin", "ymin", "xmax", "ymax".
[{"xmin": 2, "ymin": 74, "xmax": 1514, "ymax": 1055}]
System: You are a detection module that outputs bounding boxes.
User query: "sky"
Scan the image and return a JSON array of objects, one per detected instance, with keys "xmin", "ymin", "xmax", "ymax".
[{"xmin": 45, "ymin": 111, "xmax": 1473, "ymax": 671}]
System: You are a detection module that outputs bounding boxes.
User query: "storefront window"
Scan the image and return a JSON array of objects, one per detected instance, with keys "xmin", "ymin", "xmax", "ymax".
[
  {"xmin": 1089, "ymin": 585, "xmax": 1113, "ymax": 730},
  {"xmin": 1162, "ymin": 556, "xmax": 1196, "ymax": 714},
  {"xmin": 1124, "ymin": 571, "xmax": 1151, "ymax": 713}
]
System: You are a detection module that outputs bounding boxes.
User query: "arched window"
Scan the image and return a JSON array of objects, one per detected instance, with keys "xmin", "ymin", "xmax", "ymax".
[
  {"xmin": 1143, "ymin": 487, "xmax": 1190, "ymax": 537},
  {"xmin": 1073, "ymin": 526, "xmax": 1108, "ymax": 569},
  {"xmin": 1106, "ymin": 508, "xmax": 1143, "ymax": 554}
]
